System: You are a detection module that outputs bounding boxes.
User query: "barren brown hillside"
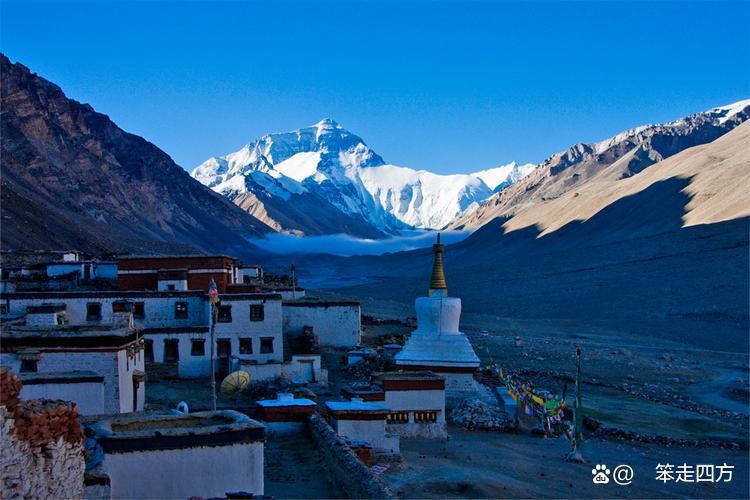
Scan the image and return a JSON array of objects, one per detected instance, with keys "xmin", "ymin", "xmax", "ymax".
[{"xmin": 503, "ymin": 120, "xmax": 750, "ymax": 237}]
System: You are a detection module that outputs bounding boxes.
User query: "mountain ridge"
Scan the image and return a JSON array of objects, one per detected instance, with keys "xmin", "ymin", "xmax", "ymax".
[
  {"xmin": 450, "ymin": 99, "xmax": 750, "ymax": 231},
  {"xmin": 0, "ymin": 54, "xmax": 272, "ymax": 257}
]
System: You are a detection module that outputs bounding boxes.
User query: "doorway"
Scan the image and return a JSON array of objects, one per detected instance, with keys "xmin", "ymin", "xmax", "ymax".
[
  {"xmin": 164, "ymin": 339, "xmax": 179, "ymax": 363},
  {"xmin": 217, "ymin": 339, "xmax": 231, "ymax": 378},
  {"xmin": 299, "ymin": 360, "xmax": 315, "ymax": 382}
]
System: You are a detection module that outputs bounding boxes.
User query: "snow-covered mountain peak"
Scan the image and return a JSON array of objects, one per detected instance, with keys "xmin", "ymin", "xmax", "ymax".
[
  {"xmin": 591, "ymin": 99, "xmax": 750, "ymax": 155},
  {"xmin": 706, "ymin": 99, "xmax": 750, "ymax": 124},
  {"xmin": 190, "ymin": 121, "xmax": 523, "ymax": 232},
  {"xmin": 313, "ymin": 118, "xmax": 342, "ymax": 139},
  {"xmin": 471, "ymin": 161, "xmax": 537, "ymax": 191}
]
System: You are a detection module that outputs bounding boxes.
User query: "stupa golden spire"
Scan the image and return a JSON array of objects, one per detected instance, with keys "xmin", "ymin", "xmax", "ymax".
[{"xmin": 428, "ymin": 233, "xmax": 448, "ymax": 297}]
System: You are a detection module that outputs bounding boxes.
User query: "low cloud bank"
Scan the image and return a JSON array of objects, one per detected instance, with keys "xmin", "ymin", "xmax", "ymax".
[{"xmin": 248, "ymin": 230, "xmax": 471, "ymax": 256}]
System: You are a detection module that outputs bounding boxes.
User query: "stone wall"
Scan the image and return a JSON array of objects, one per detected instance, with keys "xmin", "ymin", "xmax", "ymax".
[
  {"xmin": 0, "ymin": 368, "xmax": 85, "ymax": 499},
  {"xmin": 307, "ymin": 414, "xmax": 395, "ymax": 499}
]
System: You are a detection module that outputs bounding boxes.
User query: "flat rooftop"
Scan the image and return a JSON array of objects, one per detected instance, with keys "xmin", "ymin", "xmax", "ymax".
[
  {"xmin": 375, "ymin": 371, "xmax": 444, "ymax": 381},
  {"xmin": 325, "ymin": 400, "xmax": 390, "ymax": 412},
  {"xmin": 88, "ymin": 410, "xmax": 265, "ymax": 452}
]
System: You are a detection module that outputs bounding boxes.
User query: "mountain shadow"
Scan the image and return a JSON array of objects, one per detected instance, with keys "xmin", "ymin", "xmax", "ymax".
[{"xmin": 320, "ymin": 177, "xmax": 749, "ymax": 352}]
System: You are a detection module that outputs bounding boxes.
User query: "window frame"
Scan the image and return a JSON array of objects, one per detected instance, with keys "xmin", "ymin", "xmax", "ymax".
[
  {"xmin": 239, "ymin": 337, "xmax": 253, "ymax": 355},
  {"xmin": 249, "ymin": 304, "xmax": 264, "ymax": 322},
  {"xmin": 174, "ymin": 301, "xmax": 189, "ymax": 319},
  {"xmin": 86, "ymin": 302, "xmax": 102, "ymax": 321},
  {"xmin": 190, "ymin": 339, "xmax": 206, "ymax": 356},
  {"xmin": 217, "ymin": 304, "xmax": 233, "ymax": 323},
  {"xmin": 133, "ymin": 302, "xmax": 145, "ymax": 320},
  {"xmin": 260, "ymin": 336, "xmax": 274, "ymax": 354},
  {"xmin": 20, "ymin": 359, "xmax": 38, "ymax": 373}
]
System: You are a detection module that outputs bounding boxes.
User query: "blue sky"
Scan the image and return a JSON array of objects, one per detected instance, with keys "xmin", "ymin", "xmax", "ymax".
[{"xmin": 2, "ymin": 1, "xmax": 748, "ymax": 174}]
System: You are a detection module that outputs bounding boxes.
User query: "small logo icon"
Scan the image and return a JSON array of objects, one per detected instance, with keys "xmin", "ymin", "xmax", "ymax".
[
  {"xmin": 592, "ymin": 464, "xmax": 611, "ymax": 484},
  {"xmin": 613, "ymin": 465, "xmax": 634, "ymax": 485}
]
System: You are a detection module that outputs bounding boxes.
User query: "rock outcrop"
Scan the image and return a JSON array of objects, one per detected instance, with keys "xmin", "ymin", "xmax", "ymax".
[{"xmin": 0, "ymin": 368, "xmax": 85, "ymax": 499}]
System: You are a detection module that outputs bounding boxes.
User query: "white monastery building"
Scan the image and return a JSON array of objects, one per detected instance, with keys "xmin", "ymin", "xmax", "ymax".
[
  {"xmin": 377, "ymin": 371, "xmax": 447, "ymax": 439},
  {"xmin": 325, "ymin": 399, "xmax": 400, "ymax": 455},
  {"xmin": 0, "ymin": 302, "xmax": 145, "ymax": 414},
  {"xmin": 342, "ymin": 371, "xmax": 448, "ymax": 439}
]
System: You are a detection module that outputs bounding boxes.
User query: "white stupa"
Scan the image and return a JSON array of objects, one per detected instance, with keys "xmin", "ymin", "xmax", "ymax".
[{"xmin": 395, "ymin": 234, "xmax": 481, "ymax": 398}]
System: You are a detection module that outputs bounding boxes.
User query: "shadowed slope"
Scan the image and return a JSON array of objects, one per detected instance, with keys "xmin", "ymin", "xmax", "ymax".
[
  {"xmin": 309, "ymin": 124, "xmax": 750, "ymax": 351},
  {"xmin": 0, "ymin": 54, "xmax": 271, "ymax": 256}
]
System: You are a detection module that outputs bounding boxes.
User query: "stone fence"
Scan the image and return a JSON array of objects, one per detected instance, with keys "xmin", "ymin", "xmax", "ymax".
[
  {"xmin": 307, "ymin": 413, "xmax": 395, "ymax": 499},
  {"xmin": 0, "ymin": 367, "xmax": 85, "ymax": 498}
]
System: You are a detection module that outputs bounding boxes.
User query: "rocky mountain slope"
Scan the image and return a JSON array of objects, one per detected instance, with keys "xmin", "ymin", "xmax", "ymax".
[
  {"xmin": 0, "ymin": 54, "xmax": 271, "ymax": 256},
  {"xmin": 451, "ymin": 100, "xmax": 750, "ymax": 230},
  {"xmin": 192, "ymin": 120, "xmax": 525, "ymax": 234},
  {"xmin": 316, "ymin": 121, "xmax": 750, "ymax": 351},
  {"xmin": 448, "ymin": 100, "xmax": 750, "ymax": 229}
]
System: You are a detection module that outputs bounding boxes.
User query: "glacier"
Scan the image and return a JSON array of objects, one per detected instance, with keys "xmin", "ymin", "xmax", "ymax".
[{"xmin": 191, "ymin": 119, "xmax": 535, "ymax": 233}]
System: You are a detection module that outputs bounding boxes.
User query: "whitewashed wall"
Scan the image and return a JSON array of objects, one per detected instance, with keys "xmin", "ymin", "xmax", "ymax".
[
  {"xmin": 117, "ymin": 349, "xmax": 145, "ymax": 413},
  {"xmin": 384, "ymin": 389, "xmax": 447, "ymax": 438},
  {"xmin": 5, "ymin": 294, "xmax": 208, "ymax": 328},
  {"xmin": 331, "ymin": 418, "xmax": 399, "ymax": 454},
  {"xmin": 21, "ymin": 381, "xmax": 104, "ymax": 415},
  {"xmin": 216, "ymin": 298, "xmax": 283, "ymax": 365},
  {"xmin": 0, "ymin": 349, "xmax": 140, "ymax": 414},
  {"xmin": 282, "ymin": 303, "xmax": 360, "ymax": 348},
  {"xmin": 239, "ymin": 362, "xmax": 282, "ymax": 381},
  {"xmin": 385, "ymin": 390, "xmax": 445, "ymax": 421},
  {"xmin": 281, "ymin": 355, "xmax": 322, "ymax": 382},
  {"xmin": 157, "ymin": 279, "xmax": 188, "ymax": 291},
  {"xmin": 102, "ymin": 441, "xmax": 264, "ymax": 498},
  {"xmin": 147, "ymin": 298, "xmax": 283, "ymax": 379}
]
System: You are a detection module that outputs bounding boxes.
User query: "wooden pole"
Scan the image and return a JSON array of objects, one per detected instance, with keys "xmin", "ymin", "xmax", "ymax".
[
  {"xmin": 565, "ymin": 346, "xmax": 585, "ymax": 462},
  {"xmin": 210, "ymin": 302, "xmax": 217, "ymax": 411},
  {"xmin": 208, "ymin": 277, "xmax": 219, "ymax": 412}
]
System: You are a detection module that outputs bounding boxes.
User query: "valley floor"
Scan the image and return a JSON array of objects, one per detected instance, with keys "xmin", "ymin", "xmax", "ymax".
[
  {"xmin": 324, "ymin": 290, "xmax": 750, "ymax": 497},
  {"xmin": 385, "ymin": 426, "xmax": 749, "ymax": 499}
]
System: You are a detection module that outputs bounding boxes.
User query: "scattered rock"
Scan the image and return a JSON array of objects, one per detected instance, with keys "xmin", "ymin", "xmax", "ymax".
[{"xmin": 449, "ymin": 399, "xmax": 515, "ymax": 432}]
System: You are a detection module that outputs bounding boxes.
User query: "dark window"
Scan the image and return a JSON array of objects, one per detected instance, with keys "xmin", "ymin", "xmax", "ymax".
[
  {"xmin": 86, "ymin": 302, "xmax": 102, "ymax": 321},
  {"xmin": 239, "ymin": 338, "xmax": 253, "ymax": 354},
  {"xmin": 250, "ymin": 304, "xmax": 264, "ymax": 322},
  {"xmin": 133, "ymin": 302, "xmax": 145, "ymax": 320},
  {"xmin": 260, "ymin": 337, "xmax": 274, "ymax": 354},
  {"xmin": 217, "ymin": 305, "xmax": 232, "ymax": 323},
  {"xmin": 191, "ymin": 339, "xmax": 205, "ymax": 356},
  {"xmin": 0, "ymin": 304, "xmax": 8, "ymax": 315},
  {"xmin": 167, "ymin": 284, "xmax": 176, "ymax": 291},
  {"xmin": 144, "ymin": 339, "xmax": 154, "ymax": 362},
  {"xmin": 175, "ymin": 302, "xmax": 188, "ymax": 319},
  {"xmin": 164, "ymin": 339, "xmax": 179, "ymax": 362},
  {"xmin": 20, "ymin": 360, "xmax": 38, "ymax": 373}
]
